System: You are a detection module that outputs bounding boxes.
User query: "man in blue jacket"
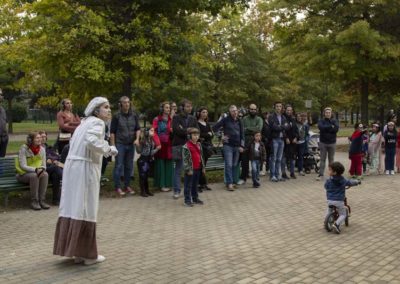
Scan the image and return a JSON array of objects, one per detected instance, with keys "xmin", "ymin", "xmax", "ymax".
[
  {"xmin": 317, "ymin": 107, "xmax": 339, "ymax": 181},
  {"xmin": 212, "ymin": 105, "xmax": 244, "ymax": 191}
]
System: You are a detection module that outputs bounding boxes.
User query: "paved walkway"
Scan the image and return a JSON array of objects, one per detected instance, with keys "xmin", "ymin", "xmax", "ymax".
[{"xmin": 1, "ymin": 152, "xmax": 399, "ymax": 283}]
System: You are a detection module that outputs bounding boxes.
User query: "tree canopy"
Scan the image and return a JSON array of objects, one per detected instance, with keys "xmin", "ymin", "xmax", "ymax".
[{"xmin": 1, "ymin": 0, "xmax": 400, "ymax": 127}]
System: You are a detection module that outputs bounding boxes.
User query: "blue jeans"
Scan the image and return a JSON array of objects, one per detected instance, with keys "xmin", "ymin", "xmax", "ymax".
[
  {"xmin": 251, "ymin": 160, "xmax": 260, "ymax": 184},
  {"xmin": 297, "ymin": 142, "xmax": 306, "ymax": 172},
  {"xmin": 184, "ymin": 169, "xmax": 200, "ymax": 204},
  {"xmin": 174, "ymin": 159, "xmax": 183, "ymax": 194},
  {"xmin": 385, "ymin": 147, "xmax": 395, "ymax": 171},
  {"xmin": 113, "ymin": 143, "xmax": 134, "ymax": 189},
  {"xmin": 223, "ymin": 144, "xmax": 240, "ymax": 185},
  {"xmin": 270, "ymin": 138, "xmax": 284, "ymax": 178}
]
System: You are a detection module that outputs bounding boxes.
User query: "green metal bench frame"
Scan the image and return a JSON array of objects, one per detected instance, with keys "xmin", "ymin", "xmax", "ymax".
[{"xmin": 0, "ymin": 156, "xmax": 31, "ymax": 208}]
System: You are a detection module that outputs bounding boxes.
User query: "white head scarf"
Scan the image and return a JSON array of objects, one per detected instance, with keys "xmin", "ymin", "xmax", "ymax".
[{"xmin": 84, "ymin": 97, "xmax": 109, "ymax": 117}]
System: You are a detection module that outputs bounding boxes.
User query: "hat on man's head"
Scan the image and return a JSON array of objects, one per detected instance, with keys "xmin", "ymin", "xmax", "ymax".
[{"xmin": 84, "ymin": 97, "xmax": 109, "ymax": 117}]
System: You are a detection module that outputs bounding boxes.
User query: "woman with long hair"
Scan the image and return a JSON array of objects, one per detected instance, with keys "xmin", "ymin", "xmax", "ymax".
[
  {"xmin": 197, "ymin": 107, "xmax": 214, "ymax": 191},
  {"xmin": 152, "ymin": 102, "xmax": 174, "ymax": 192},
  {"xmin": 56, "ymin": 98, "xmax": 81, "ymax": 154}
]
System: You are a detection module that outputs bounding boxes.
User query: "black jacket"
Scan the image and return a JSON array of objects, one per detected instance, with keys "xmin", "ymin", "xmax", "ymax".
[
  {"xmin": 268, "ymin": 113, "xmax": 288, "ymax": 139},
  {"xmin": 171, "ymin": 113, "xmax": 198, "ymax": 146},
  {"xmin": 283, "ymin": 115, "xmax": 299, "ymax": 142},
  {"xmin": 261, "ymin": 119, "xmax": 272, "ymax": 145},
  {"xmin": 248, "ymin": 141, "xmax": 266, "ymax": 163},
  {"xmin": 318, "ymin": 118, "xmax": 339, "ymax": 144}
]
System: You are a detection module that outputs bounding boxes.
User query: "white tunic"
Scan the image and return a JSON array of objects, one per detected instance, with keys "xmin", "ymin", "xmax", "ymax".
[{"xmin": 59, "ymin": 116, "xmax": 111, "ymax": 222}]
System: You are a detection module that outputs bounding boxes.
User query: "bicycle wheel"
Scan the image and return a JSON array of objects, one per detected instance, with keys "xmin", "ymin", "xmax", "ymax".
[
  {"xmin": 324, "ymin": 212, "xmax": 335, "ymax": 232},
  {"xmin": 345, "ymin": 208, "xmax": 349, "ymax": 227}
]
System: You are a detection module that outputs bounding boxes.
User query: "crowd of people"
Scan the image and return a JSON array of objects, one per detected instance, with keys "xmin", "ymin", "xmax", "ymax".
[
  {"xmin": 12, "ymin": 97, "xmax": 400, "ymax": 210},
  {"xmin": 6, "ymin": 95, "xmax": 400, "ymax": 263}
]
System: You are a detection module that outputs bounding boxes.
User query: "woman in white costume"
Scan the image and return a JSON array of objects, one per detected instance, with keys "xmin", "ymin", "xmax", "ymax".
[{"xmin": 53, "ymin": 97, "xmax": 118, "ymax": 265}]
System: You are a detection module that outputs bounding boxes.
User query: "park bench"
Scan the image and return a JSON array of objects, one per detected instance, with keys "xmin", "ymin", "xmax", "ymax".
[
  {"xmin": 0, "ymin": 156, "xmax": 31, "ymax": 208},
  {"xmin": 204, "ymin": 146, "xmax": 224, "ymax": 171}
]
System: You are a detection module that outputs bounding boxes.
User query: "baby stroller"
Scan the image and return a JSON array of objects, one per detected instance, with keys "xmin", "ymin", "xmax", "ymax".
[{"xmin": 303, "ymin": 131, "xmax": 320, "ymax": 174}]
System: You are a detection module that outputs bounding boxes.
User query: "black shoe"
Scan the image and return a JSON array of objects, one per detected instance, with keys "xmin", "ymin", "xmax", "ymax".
[
  {"xmin": 52, "ymin": 200, "xmax": 60, "ymax": 206},
  {"xmin": 184, "ymin": 202, "xmax": 194, "ymax": 207},
  {"xmin": 253, "ymin": 181, "xmax": 260, "ymax": 188},
  {"xmin": 332, "ymin": 222, "xmax": 341, "ymax": 234},
  {"xmin": 290, "ymin": 174, "xmax": 297, "ymax": 179},
  {"xmin": 146, "ymin": 191, "xmax": 154, "ymax": 196},
  {"xmin": 198, "ymin": 186, "xmax": 203, "ymax": 193},
  {"xmin": 204, "ymin": 185, "xmax": 212, "ymax": 191},
  {"xmin": 282, "ymin": 173, "xmax": 289, "ymax": 179},
  {"xmin": 141, "ymin": 192, "xmax": 149, "ymax": 197},
  {"xmin": 193, "ymin": 199, "xmax": 204, "ymax": 205}
]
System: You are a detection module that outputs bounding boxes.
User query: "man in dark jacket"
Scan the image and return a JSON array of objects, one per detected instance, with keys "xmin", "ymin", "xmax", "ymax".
[
  {"xmin": 238, "ymin": 104, "xmax": 263, "ymax": 185},
  {"xmin": 172, "ymin": 99, "xmax": 198, "ymax": 199},
  {"xmin": 110, "ymin": 96, "xmax": 141, "ymax": 196},
  {"xmin": 317, "ymin": 107, "xmax": 339, "ymax": 180},
  {"xmin": 212, "ymin": 105, "xmax": 244, "ymax": 191},
  {"xmin": 268, "ymin": 102, "xmax": 288, "ymax": 182}
]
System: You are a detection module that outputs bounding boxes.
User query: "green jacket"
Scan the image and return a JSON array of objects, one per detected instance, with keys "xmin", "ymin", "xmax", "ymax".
[
  {"xmin": 242, "ymin": 115, "xmax": 263, "ymax": 145},
  {"xmin": 182, "ymin": 142, "xmax": 205, "ymax": 174}
]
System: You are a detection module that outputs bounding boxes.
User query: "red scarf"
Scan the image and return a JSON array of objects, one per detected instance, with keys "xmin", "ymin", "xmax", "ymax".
[{"xmin": 29, "ymin": 145, "xmax": 41, "ymax": 155}]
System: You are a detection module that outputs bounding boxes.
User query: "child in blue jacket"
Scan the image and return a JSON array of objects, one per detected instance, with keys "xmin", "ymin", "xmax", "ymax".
[{"xmin": 325, "ymin": 161, "xmax": 360, "ymax": 234}]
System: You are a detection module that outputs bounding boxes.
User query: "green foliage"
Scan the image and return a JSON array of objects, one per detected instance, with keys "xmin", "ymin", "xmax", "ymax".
[
  {"xmin": 5, "ymin": 102, "xmax": 27, "ymax": 123},
  {"xmin": 269, "ymin": 0, "xmax": 400, "ymax": 122}
]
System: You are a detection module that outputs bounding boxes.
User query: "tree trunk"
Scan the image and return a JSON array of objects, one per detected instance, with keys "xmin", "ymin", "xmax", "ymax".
[
  {"xmin": 7, "ymin": 99, "xmax": 13, "ymax": 134},
  {"xmin": 379, "ymin": 105, "xmax": 385, "ymax": 125},
  {"xmin": 361, "ymin": 77, "xmax": 369, "ymax": 125},
  {"xmin": 356, "ymin": 108, "xmax": 360, "ymax": 124},
  {"xmin": 344, "ymin": 109, "xmax": 348, "ymax": 127},
  {"xmin": 351, "ymin": 109, "xmax": 354, "ymax": 125},
  {"xmin": 122, "ymin": 62, "xmax": 132, "ymax": 98}
]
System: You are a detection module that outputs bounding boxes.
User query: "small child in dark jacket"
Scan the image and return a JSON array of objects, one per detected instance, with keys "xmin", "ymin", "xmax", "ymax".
[
  {"xmin": 136, "ymin": 128, "xmax": 160, "ymax": 197},
  {"xmin": 182, "ymin": 127, "xmax": 205, "ymax": 207},
  {"xmin": 383, "ymin": 121, "xmax": 397, "ymax": 175},
  {"xmin": 325, "ymin": 161, "xmax": 360, "ymax": 234},
  {"xmin": 248, "ymin": 131, "xmax": 266, "ymax": 188}
]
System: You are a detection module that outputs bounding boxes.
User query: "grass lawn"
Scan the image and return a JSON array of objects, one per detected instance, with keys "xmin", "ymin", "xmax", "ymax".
[{"xmin": 10, "ymin": 121, "xmax": 59, "ymax": 134}]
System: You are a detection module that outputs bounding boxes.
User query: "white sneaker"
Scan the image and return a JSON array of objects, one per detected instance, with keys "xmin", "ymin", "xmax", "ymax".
[
  {"xmin": 237, "ymin": 179, "xmax": 246, "ymax": 185},
  {"xmin": 260, "ymin": 170, "xmax": 266, "ymax": 176},
  {"xmin": 299, "ymin": 171, "xmax": 305, "ymax": 176},
  {"xmin": 385, "ymin": 170, "xmax": 390, "ymax": 175},
  {"xmin": 173, "ymin": 193, "xmax": 180, "ymax": 199},
  {"xmin": 84, "ymin": 255, "xmax": 106, "ymax": 266},
  {"xmin": 161, "ymin": 187, "xmax": 171, "ymax": 192},
  {"xmin": 390, "ymin": 170, "xmax": 395, "ymax": 175}
]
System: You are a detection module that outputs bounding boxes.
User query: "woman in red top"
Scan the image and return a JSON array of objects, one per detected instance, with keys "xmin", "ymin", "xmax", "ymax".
[
  {"xmin": 152, "ymin": 102, "xmax": 173, "ymax": 191},
  {"xmin": 56, "ymin": 98, "xmax": 81, "ymax": 154}
]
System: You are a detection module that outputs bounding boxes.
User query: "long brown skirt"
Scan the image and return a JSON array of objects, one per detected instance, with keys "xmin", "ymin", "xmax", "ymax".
[{"xmin": 53, "ymin": 217, "xmax": 97, "ymax": 259}]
